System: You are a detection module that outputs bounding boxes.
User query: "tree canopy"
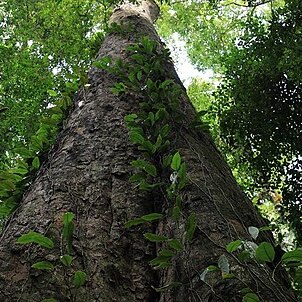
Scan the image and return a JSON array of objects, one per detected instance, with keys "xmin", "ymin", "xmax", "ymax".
[{"xmin": 157, "ymin": 0, "xmax": 302, "ymax": 246}]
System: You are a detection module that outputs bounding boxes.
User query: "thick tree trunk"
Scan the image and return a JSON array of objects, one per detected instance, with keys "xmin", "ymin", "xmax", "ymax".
[{"xmin": 0, "ymin": 1, "xmax": 297, "ymax": 301}]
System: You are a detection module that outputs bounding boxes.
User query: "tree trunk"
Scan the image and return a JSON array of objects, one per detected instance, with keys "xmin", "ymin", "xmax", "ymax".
[{"xmin": 0, "ymin": 1, "xmax": 297, "ymax": 301}]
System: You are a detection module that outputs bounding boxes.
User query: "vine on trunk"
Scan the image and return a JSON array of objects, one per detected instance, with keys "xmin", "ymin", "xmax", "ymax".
[{"xmin": 95, "ymin": 34, "xmax": 301, "ymax": 301}]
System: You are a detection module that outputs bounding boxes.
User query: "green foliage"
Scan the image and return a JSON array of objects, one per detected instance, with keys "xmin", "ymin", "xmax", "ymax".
[
  {"xmin": 282, "ymin": 249, "xmax": 302, "ymax": 264},
  {"xmin": 185, "ymin": 213, "xmax": 197, "ymax": 242},
  {"xmin": 3, "ymin": 0, "xmax": 300, "ymax": 297},
  {"xmin": 73, "ymin": 271, "xmax": 87, "ymax": 288},
  {"xmin": 226, "ymin": 240, "xmax": 243, "ymax": 253},
  {"xmin": 242, "ymin": 293, "xmax": 260, "ymax": 302},
  {"xmin": 175, "ymin": 0, "xmax": 301, "ymax": 250},
  {"xmin": 60, "ymin": 255, "xmax": 74, "ymax": 267},
  {"xmin": 96, "ymin": 35, "xmax": 192, "ymax": 289},
  {"xmin": 17, "ymin": 212, "xmax": 87, "ymax": 300},
  {"xmin": 212, "ymin": 1, "xmax": 302, "ymax": 245},
  {"xmin": 62, "ymin": 212, "xmax": 75, "ymax": 254},
  {"xmin": 17, "ymin": 231, "xmax": 54, "ymax": 249},
  {"xmin": 0, "ymin": 0, "xmax": 118, "ymax": 227},
  {"xmin": 255, "ymin": 242, "xmax": 275, "ymax": 263},
  {"xmin": 144, "ymin": 233, "xmax": 168, "ymax": 242},
  {"xmin": 125, "ymin": 213, "xmax": 163, "ymax": 228},
  {"xmin": 171, "ymin": 152, "xmax": 181, "ymax": 171},
  {"xmin": 32, "ymin": 261, "xmax": 54, "ymax": 270}
]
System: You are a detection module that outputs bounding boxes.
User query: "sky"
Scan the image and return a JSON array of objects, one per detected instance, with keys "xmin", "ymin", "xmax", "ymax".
[{"xmin": 166, "ymin": 33, "xmax": 214, "ymax": 87}]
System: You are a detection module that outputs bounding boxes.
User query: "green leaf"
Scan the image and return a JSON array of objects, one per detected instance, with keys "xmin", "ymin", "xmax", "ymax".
[
  {"xmin": 259, "ymin": 226, "xmax": 272, "ymax": 231},
  {"xmin": 130, "ymin": 53, "xmax": 145, "ymax": 64},
  {"xmin": 238, "ymin": 250, "xmax": 251, "ymax": 262},
  {"xmin": 62, "ymin": 212, "xmax": 75, "ymax": 254},
  {"xmin": 63, "ymin": 212, "xmax": 75, "ymax": 225},
  {"xmin": 137, "ymin": 70, "xmax": 142, "ymax": 81},
  {"xmin": 255, "ymin": 242, "xmax": 275, "ymax": 263},
  {"xmin": 128, "ymin": 71, "xmax": 136, "ymax": 83},
  {"xmin": 241, "ymin": 288, "xmax": 253, "ymax": 295},
  {"xmin": 14, "ymin": 147, "xmax": 33, "ymax": 158},
  {"xmin": 124, "ymin": 114, "xmax": 138, "ymax": 122},
  {"xmin": 141, "ymin": 213, "xmax": 163, "ymax": 222},
  {"xmin": 131, "ymin": 159, "xmax": 157, "ymax": 177},
  {"xmin": 242, "ymin": 293, "xmax": 260, "ymax": 302},
  {"xmin": 222, "ymin": 273, "xmax": 235, "ymax": 279},
  {"xmin": 47, "ymin": 90, "xmax": 58, "ymax": 97},
  {"xmin": 147, "ymin": 112, "xmax": 155, "ymax": 125},
  {"xmin": 73, "ymin": 270, "xmax": 87, "ymax": 288},
  {"xmin": 140, "ymin": 140, "xmax": 155, "ymax": 154},
  {"xmin": 175, "ymin": 195, "xmax": 182, "ymax": 207},
  {"xmin": 17, "ymin": 231, "xmax": 54, "ymax": 249},
  {"xmin": 112, "ymin": 82, "xmax": 126, "ymax": 95},
  {"xmin": 149, "ymin": 255, "xmax": 171, "ymax": 267},
  {"xmin": 128, "ymin": 173, "xmax": 146, "ymax": 183},
  {"xmin": 93, "ymin": 57, "xmax": 112, "ymax": 70},
  {"xmin": 32, "ymin": 157, "xmax": 40, "ymax": 169},
  {"xmin": 144, "ymin": 233, "xmax": 168, "ymax": 242},
  {"xmin": 168, "ymin": 239, "xmax": 183, "ymax": 251},
  {"xmin": 41, "ymin": 299, "xmax": 58, "ymax": 302},
  {"xmin": 60, "ymin": 255, "xmax": 73, "ymax": 267},
  {"xmin": 139, "ymin": 181, "xmax": 162, "ymax": 191},
  {"xmin": 126, "ymin": 213, "xmax": 163, "ymax": 228},
  {"xmin": 130, "ymin": 132, "xmax": 145, "ymax": 145},
  {"xmin": 172, "ymin": 206, "xmax": 181, "ymax": 222},
  {"xmin": 159, "ymin": 249, "xmax": 175, "ymax": 257},
  {"xmin": 177, "ymin": 162, "xmax": 187, "ymax": 189},
  {"xmin": 160, "ymin": 124, "xmax": 170, "ymax": 138},
  {"xmin": 208, "ymin": 265, "xmax": 219, "ymax": 271},
  {"xmin": 154, "ymin": 134, "xmax": 163, "ymax": 152},
  {"xmin": 282, "ymin": 249, "xmax": 302, "ymax": 264},
  {"xmin": 171, "ymin": 152, "xmax": 181, "ymax": 171},
  {"xmin": 185, "ymin": 213, "xmax": 197, "ymax": 241},
  {"xmin": 10, "ymin": 168, "xmax": 28, "ymax": 175},
  {"xmin": 226, "ymin": 240, "xmax": 242, "ymax": 253},
  {"xmin": 32, "ymin": 261, "xmax": 54, "ymax": 270},
  {"xmin": 0, "ymin": 180, "xmax": 15, "ymax": 191},
  {"xmin": 159, "ymin": 79, "xmax": 174, "ymax": 89},
  {"xmin": 125, "ymin": 218, "xmax": 145, "ymax": 228},
  {"xmin": 163, "ymin": 154, "xmax": 172, "ymax": 168}
]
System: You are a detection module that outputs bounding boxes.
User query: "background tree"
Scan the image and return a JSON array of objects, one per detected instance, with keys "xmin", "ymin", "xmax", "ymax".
[
  {"xmin": 210, "ymin": 0, "xmax": 302, "ymax": 245},
  {"xmin": 162, "ymin": 0, "xmax": 301, "ymax": 247}
]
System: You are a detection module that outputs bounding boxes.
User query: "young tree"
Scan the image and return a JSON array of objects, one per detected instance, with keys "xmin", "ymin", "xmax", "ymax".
[{"xmin": 0, "ymin": 1, "xmax": 297, "ymax": 301}]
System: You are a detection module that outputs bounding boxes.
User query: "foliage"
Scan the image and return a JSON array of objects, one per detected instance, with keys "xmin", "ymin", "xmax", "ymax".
[
  {"xmin": 166, "ymin": 0, "xmax": 301, "ymax": 248},
  {"xmin": 95, "ymin": 36, "xmax": 193, "ymax": 275},
  {"xmin": 1, "ymin": 0, "xmax": 301, "ymax": 298},
  {"xmin": 0, "ymin": 0, "xmax": 118, "ymax": 225},
  {"xmin": 212, "ymin": 0, "xmax": 302, "ymax": 245},
  {"xmin": 17, "ymin": 212, "xmax": 87, "ymax": 301}
]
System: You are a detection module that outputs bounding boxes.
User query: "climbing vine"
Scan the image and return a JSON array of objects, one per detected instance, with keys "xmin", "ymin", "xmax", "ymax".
[
  {"xmin": 17, "ymin": 212, "xmax": 87, "ymax": 302},
  {"xmin": 95, "ymin": 35, "xmax": 196, "ymax": 288},
  {"xmin": 95, "ymin": 35, "xmax": 302, "ymax": 300},
  {"xmin": 12, "ymin": 20, "xmax": 302, "ymax": 302}
]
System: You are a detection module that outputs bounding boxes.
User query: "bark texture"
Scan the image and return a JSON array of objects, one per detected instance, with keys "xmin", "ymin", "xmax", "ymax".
[{"xmin": 0, "ymin": 1, "xmax": 297, "ymax": 301}]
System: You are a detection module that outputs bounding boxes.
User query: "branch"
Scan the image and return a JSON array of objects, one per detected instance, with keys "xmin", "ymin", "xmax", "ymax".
[{"xmin": 222, "ymin": 0, "xmax": 272, "ymax": 8}]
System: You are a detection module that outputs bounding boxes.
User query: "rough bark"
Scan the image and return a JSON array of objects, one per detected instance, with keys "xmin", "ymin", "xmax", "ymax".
[{"xmin": 0, "ymin": 1, "xmax": 297, "ymax": 301}]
